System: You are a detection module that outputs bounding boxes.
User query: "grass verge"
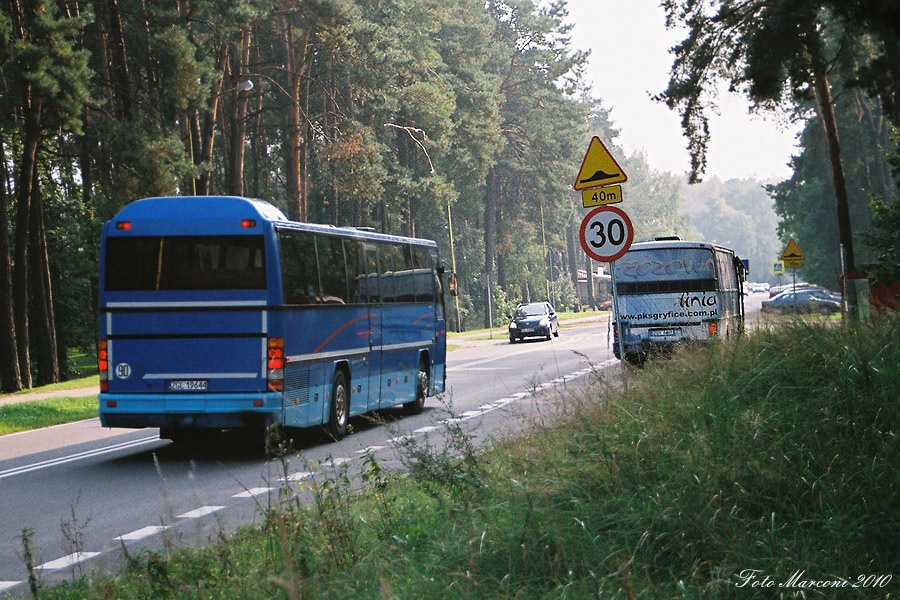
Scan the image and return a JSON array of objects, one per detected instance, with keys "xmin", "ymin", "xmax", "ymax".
[
  {"xmin": 0, "ymin": 397, "xmax": 97, "ymax": 435},
  {"xmin": 32, "ymin": 315, "xmax": 899, "ymax": 598}
]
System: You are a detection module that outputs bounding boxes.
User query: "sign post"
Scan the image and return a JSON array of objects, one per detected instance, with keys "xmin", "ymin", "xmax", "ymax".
[
  {"xmin": 780, "ymin": 238, "xmax": 805, "ymax": 312},
  {"xmin": 579, "ymin": 205, "xmax": 634, "ymax": 370},
  {"xmin": 575, "ymin": 136, "xmax": 632, "ymax": 377}
]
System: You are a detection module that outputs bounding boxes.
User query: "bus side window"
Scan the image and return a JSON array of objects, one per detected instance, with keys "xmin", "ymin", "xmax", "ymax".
[
  {"xmin": 318, "ymin": 236, "xmax": 349, "ymax": 304},
  {"xmin": 345, "ymin": 239, "xmax": 364, "ymax": 304},
  {"xmin": 413, "ymin": 246, "xmax": 434, "ymax": 303},
  {"xmin": 380, "ymin": 244, "xmax": 399, "ymax": 303},
  {"xmin": 395, "ymin": 245, "xmax": 416, "ymax": 302},
  {"xmin": 278, "ymin": 229, "xmax": 321, "ymax": 305}
]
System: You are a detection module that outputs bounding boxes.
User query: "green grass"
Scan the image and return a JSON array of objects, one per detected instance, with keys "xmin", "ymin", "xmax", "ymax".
[
  {"xmin": 31, "ymin": 316, "xmax": 900, "ymax": 598},
  {"xmin": 0, "ymin": 396, "xmax": 98, "ymax": 435}
]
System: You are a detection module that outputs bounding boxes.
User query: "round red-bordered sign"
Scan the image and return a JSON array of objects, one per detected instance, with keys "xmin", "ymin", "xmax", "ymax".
[{"xmin": 579, "ymin": 205, "xmax": 634, "ymax": 262}]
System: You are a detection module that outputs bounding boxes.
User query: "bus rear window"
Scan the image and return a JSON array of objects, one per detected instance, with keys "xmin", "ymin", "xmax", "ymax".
[
  {"xmin": 615, "ymin": 248, "xmax": 715, "ymax": 282},
  {"xmin": 105, "ymin": 236, "xmax": 266, "ymax": 291}
]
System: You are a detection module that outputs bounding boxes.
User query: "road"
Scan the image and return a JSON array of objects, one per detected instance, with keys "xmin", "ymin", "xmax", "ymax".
[{"xmin": 0, "ymin": 322, "xmax": 616, "ymax": 593}]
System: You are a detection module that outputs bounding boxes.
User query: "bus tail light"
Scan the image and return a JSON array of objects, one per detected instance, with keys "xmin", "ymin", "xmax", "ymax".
[
  {"xmin": 267, "ymin": 337, "xmax": 284, "ymax": 392},
  {"xmin": 97, "ymin": 339, "xmax": 109, "ymax": 392},
  {"xmin": 708, "ymin": 320, "xmax": 719, "ymax": 335},
  {"xmin": 116, "ymin": 221, "xmax": 131, "ymax": 230}
]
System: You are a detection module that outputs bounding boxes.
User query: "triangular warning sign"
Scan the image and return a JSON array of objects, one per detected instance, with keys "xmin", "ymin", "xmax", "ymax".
[
  {"xmin": 573, "ymin": 136, "xmax": 627, "ymax": 190},
  {"xmin": 780, "ymin": 238, "xmax": 805, "ymax": 261}
]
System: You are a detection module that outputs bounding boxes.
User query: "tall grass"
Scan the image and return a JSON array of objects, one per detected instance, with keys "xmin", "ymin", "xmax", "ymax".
[{"xmin": 33, "ymin": 316, "xmax": 899, "ymax": 598}]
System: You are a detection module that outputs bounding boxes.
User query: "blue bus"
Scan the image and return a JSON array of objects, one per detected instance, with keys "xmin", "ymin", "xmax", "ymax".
[{"xmin": 97, "ymin": 196, "xmax": 450, "ymax": 441}]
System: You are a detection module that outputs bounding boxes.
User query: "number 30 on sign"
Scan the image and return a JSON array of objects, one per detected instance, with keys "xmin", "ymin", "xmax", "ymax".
[{"xmin": 579, "ymin": 205, "xmax": 634, "ymax": 262}]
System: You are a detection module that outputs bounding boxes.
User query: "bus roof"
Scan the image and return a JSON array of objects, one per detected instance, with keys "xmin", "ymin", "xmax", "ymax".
[
  {"xmin": 108, "ymin": 196, "xmax": 437, "ymax": 247},
  {"xmin": 627, "ymin": 240, "xmax": 735, "ymax": 254}
]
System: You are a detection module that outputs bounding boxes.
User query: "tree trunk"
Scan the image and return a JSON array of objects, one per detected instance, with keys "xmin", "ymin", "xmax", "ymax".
[
  {"xmin": 104, "ymin": 0, "xmax": 132, "ymax": 120},
  {"xmin": 0, "ymin": 134, "xmax": 22, "ymax": 392},
  {"xmin": 228, "ymin": 25, "xmax": 252, "ymax": 196},
  {"xmin": 28, "ymin": 174, "xmax": 59, "ymax": 386},
  {"xmin": 282, "ymin": 16, "xmax": 311, "ymax": 221},
  {"xmin": 482, "ymin": 168, "xmax": 498, "ymax": 327},
  {"xmin": 13, "ymin": 94, "xmax": 42, "ymax": 389},
  {"xmin": 809, "ymin": 35, "xmax": 858, "ymax": 318},
  {"xmin": 566, "ymin": 215, "xmax": 579, "ymax": 301},
  {"xmin": 197, "ymin": 45, "xmax": 228, "ymax": 195}
]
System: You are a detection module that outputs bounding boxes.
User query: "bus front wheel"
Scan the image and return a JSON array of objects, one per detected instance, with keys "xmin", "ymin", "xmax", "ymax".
[
  {"xmin": 328, "ymin": 370, "xmax": 349, "ymax": 440},
  {"xmin": 403, "ymin": 360, "xmax": 428, "ymax": 415}
]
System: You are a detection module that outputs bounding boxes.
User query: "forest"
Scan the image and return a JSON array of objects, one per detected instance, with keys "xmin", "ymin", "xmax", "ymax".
[{"xmin": 1, "ymin": 0, "xmax": 898, "ymax": 391}]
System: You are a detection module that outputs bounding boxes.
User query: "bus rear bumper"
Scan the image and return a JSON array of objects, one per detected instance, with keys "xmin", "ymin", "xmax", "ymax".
[{"xmin": 98, "ymin": 392, "xmax": 282, "ymax": 430}]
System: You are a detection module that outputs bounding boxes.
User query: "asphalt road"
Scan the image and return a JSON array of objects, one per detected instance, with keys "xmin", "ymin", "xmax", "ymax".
[{"xmin": 0, "ymin": 322, "xmax": 616, "ymax": 593}]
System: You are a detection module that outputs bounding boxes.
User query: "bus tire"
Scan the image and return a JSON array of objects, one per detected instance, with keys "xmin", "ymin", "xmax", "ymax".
[
  {"xmin": 403, "ymin": 360, "xmax": 428, "ymax": 415},
  {"xmin": 327, "ymin": 370, "xmax": 349, "ymax": 440}
]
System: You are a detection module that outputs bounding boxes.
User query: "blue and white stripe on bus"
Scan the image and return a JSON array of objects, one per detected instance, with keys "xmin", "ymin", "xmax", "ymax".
[{"xmin": 104, "ymin": 301, "xmax": 268, "ymax": 308}]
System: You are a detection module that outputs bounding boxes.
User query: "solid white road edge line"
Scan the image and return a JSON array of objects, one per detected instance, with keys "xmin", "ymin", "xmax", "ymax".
[{"xmin": 0, "ymin": 436, "xmax": 160, "ymax": 480}]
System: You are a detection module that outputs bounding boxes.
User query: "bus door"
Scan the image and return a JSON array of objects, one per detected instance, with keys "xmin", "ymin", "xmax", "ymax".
[
  {"xmin": 363, "ymin": 244, "xmax": 383, "ymax": 412},
  {"xmin": 432, "ymin": 252, "xmax": 446, "ymax": 394}
]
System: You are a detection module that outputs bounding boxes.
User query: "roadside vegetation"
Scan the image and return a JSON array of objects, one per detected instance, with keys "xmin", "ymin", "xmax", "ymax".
[
  {"xmin": 0, "ymin": 398, "xmax": 97, "ymax": 436},
  {"xmin": 23, "ymin": 315, "xmax": 899, "ymax": 598}
]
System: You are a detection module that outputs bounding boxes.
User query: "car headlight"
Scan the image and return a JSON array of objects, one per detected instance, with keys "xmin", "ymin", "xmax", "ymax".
[
  {"xmin": 509, "ymin": 322, "xmax": 518, "ymax": 329},
  {"xmin": 539, "ymin": 318, "xmax": 549, "ymax": 327}
]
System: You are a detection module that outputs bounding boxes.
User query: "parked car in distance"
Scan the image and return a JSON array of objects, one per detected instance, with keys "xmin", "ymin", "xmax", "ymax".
[
  {"xmin": 598, "ymin": 299, "xmax": 612, "ymax": 311},
  {"xmin": 508, "ymin": 302, "xmax": 559, "ymax": 342},
  {"xmin": 761, "ymin": 289, "xmax": 842, "ymax": 314},
  {"xmin": 748, "ymin": 282, "xmax": 769, "ymax": 293}
]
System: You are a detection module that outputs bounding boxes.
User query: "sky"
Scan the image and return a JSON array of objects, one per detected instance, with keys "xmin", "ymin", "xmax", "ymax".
[{"xmin": 566, "ymin": 1, "xmax": 802, "ymax": 182}]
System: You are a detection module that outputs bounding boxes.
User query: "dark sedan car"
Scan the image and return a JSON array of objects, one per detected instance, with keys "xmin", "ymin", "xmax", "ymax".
[
  {"xmin": 508, "ymin": 302, "xmax": 559, "ymax": 342},
  {"xmin": 761, "ymin": 289, "xmax": 841, "ymax": 314}
]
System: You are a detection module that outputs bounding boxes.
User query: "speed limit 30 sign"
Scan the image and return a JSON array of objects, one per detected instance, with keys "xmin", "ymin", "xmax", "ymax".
[{"xmin": 579, "ymin": 205, "xmax": 634, "ymax": 262}]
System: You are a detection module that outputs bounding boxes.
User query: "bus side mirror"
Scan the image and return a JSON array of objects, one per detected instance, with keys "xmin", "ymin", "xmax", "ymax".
[{"xmin": 447, "ymin": 272, "xmax": 458, "ymax": 297}]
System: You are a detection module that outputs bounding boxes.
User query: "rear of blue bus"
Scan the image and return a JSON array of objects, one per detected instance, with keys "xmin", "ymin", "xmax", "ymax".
[
  {"xmin": 613, "ymin": 244, "xmax": 722, "ymax": 359},
  {"xmin": 97, "ymin": 197, "xmax": 285, "ymax": 434}
]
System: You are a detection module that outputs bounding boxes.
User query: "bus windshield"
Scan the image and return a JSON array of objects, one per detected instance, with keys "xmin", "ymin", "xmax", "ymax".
[
  {"xmin": 105, "ymin": 235, "xmax": 266, "ymax": 291},
  {"xmin": 615, "ymin": 248, "xmax": 716, "ymax": 295}
]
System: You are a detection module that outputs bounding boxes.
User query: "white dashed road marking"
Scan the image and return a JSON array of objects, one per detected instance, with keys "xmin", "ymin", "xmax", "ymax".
[
  {"xmin": 281, "ymin": 471, "xmax": 314, "ymax": 482},
  {"xmin": 177, "ymin": 506, "xmax": 224, "ymax": 519},
  {"xmin": 115, "ymin": 526, "xmax": 169, "ymax": 541},
  {"xmin": 37, "ymin": 552, "xmax": 101, "ymax": 571},
  {"xmin": 233, "ymin": 487, "xmax": 274, "ymax": 498}
]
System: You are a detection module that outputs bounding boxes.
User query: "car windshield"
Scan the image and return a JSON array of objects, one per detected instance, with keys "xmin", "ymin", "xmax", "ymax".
[{"xmin": 515, "ymin": 304, "xmax": 546, "ymax": 318}]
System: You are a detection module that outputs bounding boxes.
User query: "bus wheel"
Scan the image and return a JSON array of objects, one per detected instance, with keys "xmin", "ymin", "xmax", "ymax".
[
  {"xmin": 403, "ymin": 360, "xmax": 428, "ymax": 415},
  {"xmin": 328, "ymin": 370, "xmax": 349, "ymax": 440}
]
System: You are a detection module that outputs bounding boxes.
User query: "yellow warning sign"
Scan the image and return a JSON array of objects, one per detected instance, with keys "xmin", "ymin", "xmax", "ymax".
[
  {"xmin": 582, "ymin": 185, "xmax": 623, "ymax": 207},
  {"xmin": 780, "ymin": 238, "xmax": 805, "ymax": 262},
  {"xmin": 573, "ymin": 136, "xmax": 627, "ymax": 190}
]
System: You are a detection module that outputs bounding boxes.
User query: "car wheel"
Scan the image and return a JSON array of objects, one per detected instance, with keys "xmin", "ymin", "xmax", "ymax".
[
  {"xmin": 403, "ymin": 359, "xmax": 428, "ymax": 415},
  {"xmin": 327, "ymin": 370, "xmax": 349, "ymax": 440}
]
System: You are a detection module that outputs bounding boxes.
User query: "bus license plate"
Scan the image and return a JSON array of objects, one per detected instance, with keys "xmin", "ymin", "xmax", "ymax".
[
  {"xmin": 168, "ymin": 380, "xmax": 208, "ymax": 392},
  {"xmin": 649, "ymin": 328, "xmax": 679, "ymax": 339}
]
